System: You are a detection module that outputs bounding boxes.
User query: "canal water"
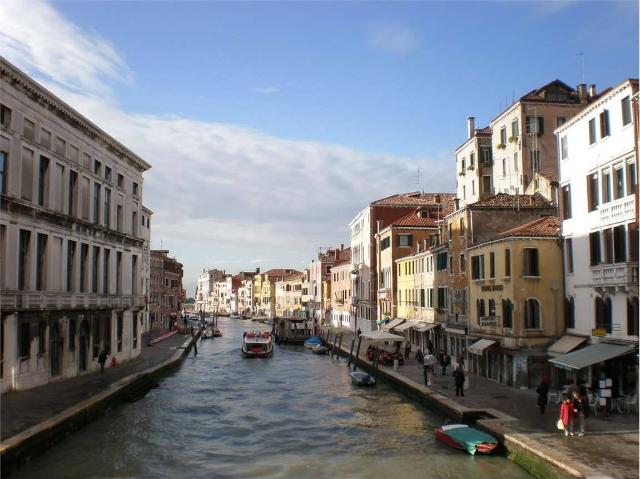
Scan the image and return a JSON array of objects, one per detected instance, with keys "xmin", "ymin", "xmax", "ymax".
[{"xmin": 13, "ymin": 318, "xmax": 531, "ymax": 479}]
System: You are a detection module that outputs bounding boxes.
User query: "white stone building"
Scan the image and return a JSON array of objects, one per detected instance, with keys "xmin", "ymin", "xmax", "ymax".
[
  {"xmin": 553, "ymin": 79, "xmax": 638, "ymax": 396},
  {"xmin": 0, "ymin": 59, "xmax": 151, "ymax": 392}
]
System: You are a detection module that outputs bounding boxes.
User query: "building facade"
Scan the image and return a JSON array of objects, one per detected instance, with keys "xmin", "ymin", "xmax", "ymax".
[
  {"xmin": 149, "ymin": 250, "xmax": 184, "ymax": 329},
  {"xmin": 456, "ymin": 118, "xmax": 493, "ymax": 207},
  {"xmin": 0, "ymin": 59, "xmax": 151, "ymax": 392},
  {"xmin": 329, "ymin": 249, "xmax": 352, "ymax": 329},
  {"xmin": 195, "ymin": 268, "xmax": 225, "ymax": 314}
]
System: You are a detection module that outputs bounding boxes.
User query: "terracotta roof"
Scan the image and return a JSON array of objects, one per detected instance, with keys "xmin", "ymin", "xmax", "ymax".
[
  {"xmin": 284, "ymin": 272, "xmax": 305, "ymax": 282},
  {"xmin": 263, "ymin": 269, "xmax": 302, "ymax": 279},
  {"xmin": 497, "ymin": 216, "xmax": 560, "ymax": 239},
  {"xmin": 332, "ymin": 247, "xmax": 352, "ymax": 268},
  {"xmin": 519, "ymin": 79, "xmax": 580, "ymax": 104},
  {"xmin": 469, "ymin": 193, "xmax": 551, "ymax": 209},
  {"xmin": 539, "ymin": 172, "xmax": 558, "ymax": 183},
  {"xmin": 390, "ymin": 207, "xmax": 443, "ymax": 228},
  {"xmin": 371, "ymin": 191, "xmax": 456, "ymax": 209}
]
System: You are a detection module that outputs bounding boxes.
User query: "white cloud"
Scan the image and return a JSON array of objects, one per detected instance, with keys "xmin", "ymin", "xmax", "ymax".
[
  {"xmin": 1, "ymin": 1, "xmax": 454, "ymax": 293},
  {"xmin": 251, "ymin": 86, "xmax": 279, "ymax": 94},
  {"xmin": 367, "ymin": 23, "xmax": 419, "ymax": 54}
]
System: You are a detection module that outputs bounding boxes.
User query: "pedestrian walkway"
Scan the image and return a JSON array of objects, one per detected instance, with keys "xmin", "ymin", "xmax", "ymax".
[
  {"xmin": 322, "ymin": 326, "xmax": 639, "ymax": 479},
  {"xmin": 1, "ymin": 330, "xmax": 192, "ymax": 441}
]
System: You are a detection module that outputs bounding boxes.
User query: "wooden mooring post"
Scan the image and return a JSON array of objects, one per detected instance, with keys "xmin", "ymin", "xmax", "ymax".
[
  {"xmin": 353, "ymin": 335, "xmax": 363, "ymax": 372},
  {"xmin": 331, "ymin": 334, "xmax": 338, "ymax": 358},
  {"xmin": 347, "ymin": 338, "xmax": 355, "ymax": 367},
  {"xmin": 336, "ymin": 333, "xmax": 343, "ymax": 360}
]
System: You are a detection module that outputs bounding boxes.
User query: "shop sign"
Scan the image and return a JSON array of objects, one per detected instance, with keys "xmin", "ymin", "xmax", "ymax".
[
  {"xmin": 591, "ymin": 328, "xmax": 608, "ymax": 337},
  {"xmin": 481, "ymin": 285, "xmax": 503, "ymax": 292}
]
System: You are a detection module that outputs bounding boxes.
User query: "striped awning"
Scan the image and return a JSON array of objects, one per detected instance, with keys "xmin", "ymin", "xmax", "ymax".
[
  {"xmin": 469, "ymin": 339, "xmax": 496, "ymax": 355},
  {"xmin": 547, "ymin": 335, "xmax": 588, "ymax": 357},
  {"xmin": 381, "ymin": 318, "xmax": 405, "ymax": 331},
  {"xmin": 394, "ymin": 321, "xmax": 420, "ymax": 332},
  {"xmin": 549, "ymin": 343, "xmax": 635, "ymax": 370},
  {"xmin": 414, "ymin": 323, "xmax": 440, "ymax": 333}
]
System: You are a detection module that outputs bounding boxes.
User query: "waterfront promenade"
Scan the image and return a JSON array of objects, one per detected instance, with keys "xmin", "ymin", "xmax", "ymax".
[{"xmin": 321, "ymin": 327, "xmax": 639, "ymax": 479}]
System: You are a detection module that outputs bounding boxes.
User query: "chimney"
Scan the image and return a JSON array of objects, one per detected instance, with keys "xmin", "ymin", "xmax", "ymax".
[
  {"xmin": 423, "ymin": 239, "xmax": 427, "ymax": 250},
  {"xmin": 467, "ymin": 116, "xmax": 475, "ymax": 139},
  {"xmin": 417, "ymin": 243, "xmax": 421, "ymax": 253},
  {"xmin": 340, "ymin": 243, "xmax": 344, "ymax": 250},
  {"xmin": 588, "ymin": 84, "xmax": 596, "ymax": 98},
  {"xmin": 256, "ymin": 267, "xmax": 260, "ymax": 274},
  {"xmin": 376, "ymin": 220, "xmax": 382, "ymax": 234},
  {"xmin": 577, "ymin": 84, "xmax": 587, "ymax": 102}
]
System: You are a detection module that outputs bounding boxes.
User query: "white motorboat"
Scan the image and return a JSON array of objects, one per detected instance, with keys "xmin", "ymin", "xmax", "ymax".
[{"xmin": 241, "ymin": 331, "xmax": 273, "ymax": 358}]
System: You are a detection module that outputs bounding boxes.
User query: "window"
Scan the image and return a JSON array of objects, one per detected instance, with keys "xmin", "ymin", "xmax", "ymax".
[
  {"xmin": 461, "ymin": 157, "xmax": 466, "ymax": 171},
  {"xmin": 69, "ymin": 317, "xmax": 76, "ymax": 351},
  {"xmin": 66, "ymin": 240, "xmax": 76, "ymax": 292},
  {"xmin": 0, "ymin": 150, "xmax": 6, "ymax": 194},
  {"xmin": 132, "ymin": 254, "xmax": 138, "ymax": 295},
  {"xmin": 588, "ymin": 118, "xmax": 597, "ymax": 145},
  {"xmin": 489, "ymin": 252, "xmax": 495, "ymax": 278},
  {"xmin": 92, "ymin": 246, "xmax": 100, "ymax": 293},
  {"xmin": 523, "ymin": 248, "xmax": 539, "ymax": 276},
  {"xmin": 117, "ymin": 313, "xmax": 123, "ymax": 353},
  {"xmin": 627, "ymin": 297, "xmax": 639, "ymax": 336},
  {"xmin": 105, "ymin": 166, "xmax": 112, "ymax": 182},
  {"xmin": 627, "ymin": 162, "xmax": 637, "ymax": 196},
  {"xmin": 587, "ymin": 174, "xmax": 599, "ymax": 211},
  {"xmin": 595, "ymin": 296, "xmax": 612, "ymax": 334},
  {"xmin": 500, "ymin": 126, "xmax": 507, "ymax": 145},
  {"xmin": 23, "ymin": 118, "xmax": 35, "ymax": 140},
  {"xmin": 481, "ymin": 147, "xmax": 492, "ymax": 165},
  {"xmin": 398, "ymin": 234, "xmax": 412, "ymax": 247},
  {"xmin": 68, "ymin": 170, "xmax": 78, "ymax": 216},
  {"xmin": 602, "ymin": 170, "xmax": 611, "ymax": 203},
  {"xmin": 70, "ymin": 145, "xmax": 79, "ymax": 164},
  {"xmin": 19, "ymin": 321, "xmax": 30, "ymax": 358},
  {"xmin": 621, "ymin": 96, "xmax": 632, "ymax": 126},
  {"xmin": 55, "ymin": 137, "xmax": 66, "ymax": 157},
  {"xmin": 117, "ymin": 173, "xmax": 124, "ymax": 189},
  {"xmin": 614, "ymin": 166, "xmax": 625, "ymax": 200},
  {"xmin": 132, "ymin": 312, "xmax": 138, "ymax": 349},
  {"xmin": 599, "ymin": 110, "xmax": 610, "ymax": 138},
  {"xmin": 104, "ymin": 188, "xmax": 111, "ymax": 227},
  {"xmin": 380, "ymin": 237, "xmax": 390, "ymax": 250},
  {"xmin": 564, "ymin": 296, "xmax": 575, "ymax": 329},
  {"xmin": 54, "ymin": 163, "xmax": 64, "ymax": 212},
  {"xmin": 132, "ymin": 181, "xmax": 139, "ymax": 196},
  {"xmin": 436, "ymin": 252, "xmax": 448, "ymax": 271},
  {"xmin": 560, "ymin": 135, "xmax": 568, "ymax": 160},
  {"xmin": 561, "ymin": 185, "xmax": 572, "ymax": 219},
  {"xmin": 471, "ymin": 254, "xmax": 484, "ymax": 280},
  {"xmin": 504, "ymin": 249, "xmax": 511, "ymax": 277},
  {"xmin": 116, "ymin": 204, "xmax": 123, "ymax": 232},
  {"xmin": 38, "ymin": 321, "xmax": 46, "ymax": 355},
  {"xmin": 476, "ymin": 298, "xmax": 485, "ymax": 321},
  {"xmin": 530, "ymin": 150, "xmax": 540, "ymax": 173},
  {"xmin": 80, "ymin": 244, "xmax": 89, "ymax": 292},
  {"xmin": 502, "ymin": 299, "xmax": 513, "ymax": 328},
  {"xmin": 589, "ymin": 231, "xmax": 601, "ymax": 265},
  {"xmin": 526, "ymin": 116, "xmax": 544, "ymax": 135},
  {"xmin": 613, "ymin": 225, "xmax": 627, "ymax": 263},
  {"xmin": 35, "ymin": 233, "xmax": 47, "ymax": 291},
  {"xmin": 40, "ymin": 129, "xmax": 51, "ymax": 149},
  {"xmin": 630, "ymin": 227, "xmax": 639, "ymax": 262},
  {"xmin": 0, "ymin": 104, "xmax": 12, "ymax": 129},
  {"xmin": 81, "ymin": 177, "xmax": 90, "ymax": 220},
  {"xmin": 116, "ymin": 251, "xmax": 122, "ymax": 294},
  {"xmin": 566, "ymin": 238, "xmax": 574, "ymax": 273},
  {"xmin": 524, "ymin": 298, "xmax": 541, "ymax": 329},
  {"xmin": 21, "ymin": 147, "xmax": 34, "ymax": 201},
  {"xmin": 462, "ymin": 185, "xmax": 466, "ymax": 200},
  {"xmin": 556, "ymin": 117, "xmax": 567, "ymax": 127},
  {"xmin": 502, "ymin": 158, "xmax": 506, "ymax": 177},
  {"xmin": 470, "ymin": 152, "xmax": 475, "ymax": 168},
  {"xmin": 482, "ymin": 175, "xmax": 491, "ymax": 194},
  {"xmin": 437, "ymin": 287, "xmax": 447, "ymax": 310},
  {"xmin": 93, "ymin": 183, "xmax": 101, "ymax": 223},
  {"xmin": 103, "ymin": 249, "xmax": 110, "ymax": 294},
  {"xmin": 471, "ymin": 180, "xmax": 475, "ymax": 195},
  {"xmin": 514, "ymin": 152, "xmax": 519, "ymax": 172},
  {"xmin": 94, "ymin": 159, "xmax": 101, "ymax": 175},
  {"xmin": 18, "ymin": 230, "xmax": 31, "ymax": 290},
  {"xmin": 37, "ymin": 156, "xmax": 50, "ymax": 207},
  {"xmin": 511, "ymin": 118, "xmax": 519, "ymax": 139},
  {"xmin": 488, "ymin": 299, "xmax": 496, "ymax": 317}
]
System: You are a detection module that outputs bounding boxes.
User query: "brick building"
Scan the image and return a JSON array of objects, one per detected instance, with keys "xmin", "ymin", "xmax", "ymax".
[{"xmin": 149, "ymin": 250, "xmax": 184, "ymax": 329}]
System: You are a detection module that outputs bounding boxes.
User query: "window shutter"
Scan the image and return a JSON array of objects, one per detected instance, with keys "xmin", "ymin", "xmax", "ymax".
[{"xmin": 408, "ymin": 234, "xmax": 413, "ymax": 246}]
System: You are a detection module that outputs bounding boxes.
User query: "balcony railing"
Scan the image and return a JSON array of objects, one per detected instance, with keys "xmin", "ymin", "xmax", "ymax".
[
  {"xmin": 599, "ymin": 195, "xmax": 636, "ymax": 225},
  {"xmin": 479, "ymin": 315, "xmax": 500, "ymax": 327},
  {"xmin": 0, "ymin": 292, "xmax": 145, "ymax": 310},
  {"xmin": 592, "ymin": 262, "xmax": 639, "ymax": 287}
]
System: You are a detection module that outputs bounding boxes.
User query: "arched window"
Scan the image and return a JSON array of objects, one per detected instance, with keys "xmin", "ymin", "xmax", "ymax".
[
  {"xmin": 627, "ymin": 297, "xmax": 638, "ymax": 336},
  {"xmin": 565, "ymin": 296, "xmax": 575, "ymax": 329},
  {"xmin": 595, "ymin": 296, "xmax": 612, "ymax": 334},
  {"xmin": 524, "ymin": 298, "xmax": 541, "ymax": 329}
]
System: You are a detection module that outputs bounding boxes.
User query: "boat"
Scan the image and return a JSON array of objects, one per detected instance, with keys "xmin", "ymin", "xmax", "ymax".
[
  {"xmin": 304, "ymin": 336, "xmax": 322, "ymax": 349},
  {"xmin": 201, "ymin": 329, "xmax": 213, "ymax": 340},
  {"xmin": 435, "ymin": 424, "xmax": 498, "ymax": 455},
  {"xmin": 311, "ymin": 345, "xmax": 328, "ymax": 355},
  {"xmin": 350, "ymin": 371, "xmax": 376, "ymax": 387},
  {"xmin": 242, "ymin": 331, "xmax": 273, "ymax": 358},
  {"xmin": 211, "ymin": 327, "xmax": 222, "ymax": 337}
]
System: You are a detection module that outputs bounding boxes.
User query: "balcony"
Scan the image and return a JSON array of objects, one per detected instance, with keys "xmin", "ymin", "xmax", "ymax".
[
  {"xmin": 592, "ymin": 262, "xmax": 639, "ymax": 288},
  {"xmin": 599, "ymin": 195, "xmax": 636, "ymax": 225},
  {"xmin": 0, "ymin": 292, "xmax": 145, "ymax": 310},
  {"xmin": 479, "ymin": 315, "xmax": 501, "ymax": 327},
  {"xmin": 378, "ymin": 288, "xmax": 391, "ymax": 300}
]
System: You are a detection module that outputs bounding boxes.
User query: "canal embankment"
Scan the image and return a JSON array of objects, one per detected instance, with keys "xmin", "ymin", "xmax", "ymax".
[
  {"xmin": 0, "ymin": 330, "xmax": 200, "ymax": 476},
  {"xmin": 319, "ymin": 326, "xmax": 639, "ymax": 479}
]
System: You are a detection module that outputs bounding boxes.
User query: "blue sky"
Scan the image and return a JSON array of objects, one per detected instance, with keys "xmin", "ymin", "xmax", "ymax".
[{"xmin": 1, "ymin": 0, "xmax": 637, "ymax": 294}]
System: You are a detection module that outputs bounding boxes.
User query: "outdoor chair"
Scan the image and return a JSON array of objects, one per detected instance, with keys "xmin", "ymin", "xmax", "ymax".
[
  {"xmin": 587, "ymin": 393, "xmax": 600, "ymax": 417},
  {"xmin": 624, "ymin": 393, "xmax": 638, "ymax": 414}
]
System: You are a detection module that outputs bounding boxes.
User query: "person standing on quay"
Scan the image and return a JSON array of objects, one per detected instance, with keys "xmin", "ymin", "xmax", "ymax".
[
  {"xmin": 98, "ymin": 350, "xmax": 107, "ymax": 373},
  {"xmin": 572, "ymin": 391, "xmax": 586, "ymax": 437},
  {"xmin": 453, "ymin": 366, "xmax": 465, "ymax": 396},
  {"xmin": 559, "ymin": 394, "xmax": 575, "ymax": 436},
  {"xmin": 536, "ymin": 376, "xmax": 550, "ymax": 414}
]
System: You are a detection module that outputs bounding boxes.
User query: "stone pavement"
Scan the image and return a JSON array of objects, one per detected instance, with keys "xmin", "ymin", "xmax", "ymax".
[
  {"xmin": 322, "ymin": 327, "xmax": 639, "ymax": 479},
  {"xmin": 1, "ymin": 330, "xmax": 193, "ymax": 441}
]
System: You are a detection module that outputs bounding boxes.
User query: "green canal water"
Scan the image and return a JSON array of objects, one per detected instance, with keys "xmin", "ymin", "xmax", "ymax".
[{"xmin": 13, "ymin": 318, "xmax": 532, "ymax": 478}]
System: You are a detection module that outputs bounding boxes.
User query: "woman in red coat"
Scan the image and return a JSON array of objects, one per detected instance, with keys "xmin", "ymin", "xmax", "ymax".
[{"xmin": 559, "ymin": 394, "xmax": 575, "ymax": 436}]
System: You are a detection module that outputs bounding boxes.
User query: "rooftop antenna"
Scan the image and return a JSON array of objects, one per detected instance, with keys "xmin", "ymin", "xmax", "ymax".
[
  {"xmin": 579, "ymin": 51, "xmax": 585, "ymax": 84},
  {"xmin": 416, "ymin": 167, "xmax": 421, "ymax": 193}
]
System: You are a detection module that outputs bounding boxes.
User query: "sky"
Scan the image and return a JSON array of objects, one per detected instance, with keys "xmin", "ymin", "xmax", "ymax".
[{"xmin": 0, "ymin": 0, "xmax": 637, "ymax": 295}]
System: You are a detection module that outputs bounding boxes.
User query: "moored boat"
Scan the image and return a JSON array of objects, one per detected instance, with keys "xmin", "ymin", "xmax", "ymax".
[
  {"xmin": 435, "ymin": 424, "xmax": 498, "ymax": 455},
  {"xmin": 311, "ymin": 345, "xmax": 328, "ymax": 355},
  {"xmin": 304, "ymin": 336, "xmax": 322, "ymax": 349},
  {"xmin": 212, "ymin": 327, "xmax": 222, "ymax": 337},
  {"xmin": 201, "ymin": 329, "xmax": 213, "ymax": 340},
  {"xmin": 242, "ymin": 331, "xmax": 273, "ymax": 358},
  {"xmin": 350, "ymin": 371, "xmax": 375, "ymax": 387}
]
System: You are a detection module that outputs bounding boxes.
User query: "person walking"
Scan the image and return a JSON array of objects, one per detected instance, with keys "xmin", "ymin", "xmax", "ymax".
[
  {"xmin": 415, "ymin": 349, "xmax": 424, "ymax": 365},
  {"xmin": 438, "ymin": 351, "xmax": 446, "ymax": 375},
  {"xmin": 453, "ymin": 366, "xmax": 465, "ymax": 396},
  {"xmin": 356, "ymin": 328, "xmax": 362, "ymax": 337},
  {"xmin": 572, "ymin": 391, "xmax": 586, "ymax": 437},
  {"xmin": 404, "ymin": 341, "xmax": 411, "ymax": 359},
  {"xmin": 424, "ymin": 352, "xmax": 435, "ymax": 386},
  {"xmin": 559, "ymin": 394, "xmax": 575, "ymax": 436},
  {"xmin": 98, "ymin": 350, "xmax": 107, "ymax": 373},
  {"xmin": 536, "ymin": 376, "xmax": 550, "ymax": 414}
]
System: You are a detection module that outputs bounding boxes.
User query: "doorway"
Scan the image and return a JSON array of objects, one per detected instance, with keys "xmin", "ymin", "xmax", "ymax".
[
  {"xmin": 79, "ymin": 320, "xmax": 90, "ymax": 372},
  {"xmin": 50, "ymin": 322, "xmax": 63, "ymax": 377}
]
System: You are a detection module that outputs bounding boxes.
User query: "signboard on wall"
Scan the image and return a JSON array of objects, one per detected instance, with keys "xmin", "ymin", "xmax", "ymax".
[{"xmin": 592, "ymin": 328, "xmax": 608, "ymax": 337}]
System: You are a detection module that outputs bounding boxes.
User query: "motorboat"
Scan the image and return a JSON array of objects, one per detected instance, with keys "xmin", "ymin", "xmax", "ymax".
[
  {"xmin": 304, "ymin": 336, "xmax": 322, "ymax": 349},
  {"xmin": 435, "ymin": 424, "xmax": 498, "ymax": 455},
  {"xmin": 211, "ymin": 327, "xmax": 222, "ymax": 337},
  {"xmin": 242, "ymin": 331, "xmax": 273, "ymax": 358},
  {"xmin": 350, "ymin": 371, "xmax": 376, "ymax": 387},
  {"xmin": 311, "ymin": 345, "xmax": 328, "ymax": 355}
]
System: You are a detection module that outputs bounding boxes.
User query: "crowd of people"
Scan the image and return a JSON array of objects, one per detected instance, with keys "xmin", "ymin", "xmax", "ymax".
[
  {"xmin": 366, "ymin": 345, "xmax": 404, "ymax": 366},
  {"xmin": 413, "ymin": 348, "xmax": 466, "ymax": 394}
]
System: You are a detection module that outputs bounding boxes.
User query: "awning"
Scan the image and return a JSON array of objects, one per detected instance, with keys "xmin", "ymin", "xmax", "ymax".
[
  {"xmin": 547, "ymin": 335, "xmax": 588, "ymax": 357},
  {"xmin": 381, "ymin": 318, "xmax": 405, "ymax": 331},
  {"xmin": 469, "ymin": 339, "xmax": 496, "ymax": 355},
  {"xmin": 444, "ymin": 327, "xmax": 466, "ymax": 335},
  {"xmin": 414, "ymin": 323, "xmax": 440, "ymax": 333},
  {"xmin": 362, "ymin": 331, "xmax": 405, "ymax": 342},
  {"xmin": 394, "ymin": 321, "xmax": 420, "ymax": 332},
  {"xmin": 549, "ymin": 343, "xmax": 636, "ymax": 370}
]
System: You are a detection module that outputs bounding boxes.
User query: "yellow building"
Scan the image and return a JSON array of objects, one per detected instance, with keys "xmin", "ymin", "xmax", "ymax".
[
  {"xmin": 466, "ymin": 216, "xmax": 563, "ymax": 388},
  {"xmin": 253, "ymin": 269, "xmax": 300, "ymax": 318}
]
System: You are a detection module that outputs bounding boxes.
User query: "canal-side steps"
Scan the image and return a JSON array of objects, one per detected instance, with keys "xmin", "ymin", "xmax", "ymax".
[
  {"xmin": 317, "ymin": 327, "xmax": 610, "ymax": 479},
  {"xmin": 0, "ymin": 331, "xmax": 199, "ymax": 476}
]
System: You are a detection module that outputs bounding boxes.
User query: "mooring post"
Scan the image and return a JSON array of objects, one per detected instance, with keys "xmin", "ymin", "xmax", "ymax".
[
  {"xmin": 332, "ymin": 334, "xmax": 338, "ymax": 358},
  {"xmin": 347, "ymin": 338, "xmax": 355, "ymax": 366},
  {"xmin": 353, "ymin": 335, "xmax": 363, "ymax": 372},
  {"xmin": 336, "ymin": 333, "xmax": 343, "ymax": 359}
]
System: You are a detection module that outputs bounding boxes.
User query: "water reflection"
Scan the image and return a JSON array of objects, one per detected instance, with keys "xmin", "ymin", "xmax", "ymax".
[{"xmin": 13, "ymin": 318, "xmax": 530, "ymax": 479}]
